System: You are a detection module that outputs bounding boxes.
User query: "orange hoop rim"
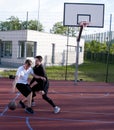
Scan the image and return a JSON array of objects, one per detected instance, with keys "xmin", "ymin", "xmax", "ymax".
[{"xmin": 79, "ymin": 21, "xmax": 90, "ymax": 27}]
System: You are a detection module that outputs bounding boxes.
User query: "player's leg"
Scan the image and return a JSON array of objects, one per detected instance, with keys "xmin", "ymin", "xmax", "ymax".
[
  {"xmin": 42, "ymin": 94, "xmax": 56, "ymax": 107},
  {"xmin": 16, "ymin": 83, "xmax": 27, "ymax": 108},
  {"xmin": 31, "ymin": 83, "xmax": 41, "ymax": 106},
  {"xmin": 16, "ymin": 83, "xmax": 34, "ymax": 114},
  {"xmin": 42, "ymin": 94, "xmax": 60, "ymax": 113},
  {"xmin": 26, "ymin": 91, "xmax": 32, "ymax": 107}
]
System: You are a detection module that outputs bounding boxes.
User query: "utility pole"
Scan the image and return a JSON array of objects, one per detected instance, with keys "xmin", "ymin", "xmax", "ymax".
[
  {"xmin": 0, "ymin": 39, "xmax": 1, "ymax": 64},
  {"xmin": 105, "ymin": 14, "xmax": 112, "ymax": 82},
  {"xmin": 26, "ymin": 11, "xmax": 28, "ymax": 30},
  {"xmin": 37, "ymin": 0, "xmax": 40, "ymax": 31}
]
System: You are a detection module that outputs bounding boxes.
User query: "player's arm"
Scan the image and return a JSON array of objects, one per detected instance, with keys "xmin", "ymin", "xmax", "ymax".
[
  {"xmin": 30, "ymin": 81, "xmax": 38, "ymax": 88},
  {"xmin": 12, "ymin": 76, "xmax": 18, "ymax": 93},
  {"xmin": 31, "ymin": 73, "xmax": 46, "ymax": 81},
  {"xmin": 29, "ymin": 77, "xmax": 37, "ymax": 88}
]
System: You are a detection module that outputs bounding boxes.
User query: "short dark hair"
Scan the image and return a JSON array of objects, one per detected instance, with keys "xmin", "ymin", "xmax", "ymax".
[
  {"xmin": 35, "ymin": 55, "xmax": 43, "ymax": 62},
  {"xmin": 25, "ymin": 59, "xmax": 32, "ymax": 66}
]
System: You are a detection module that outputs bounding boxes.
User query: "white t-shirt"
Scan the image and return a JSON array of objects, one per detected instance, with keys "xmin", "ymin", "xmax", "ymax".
[{"xmin": 16, "ymin": 66, "xmax": 34, "ymax": 84}]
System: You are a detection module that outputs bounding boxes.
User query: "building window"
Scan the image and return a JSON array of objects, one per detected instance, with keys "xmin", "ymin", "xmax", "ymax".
[
  {"xmin": 1, "ymin": 41, "xmax": 12, "ymax": 57},
  {"xmin": 18, "ymin": 41, "xmax": 36, "ymax": 58},
  {"xmin": 26, "ymin": 42, "xmax": 34, "ymax": 57},
  {"xmin": 80, "ymin": 47, "xmax": 82, "ymax": 52}
]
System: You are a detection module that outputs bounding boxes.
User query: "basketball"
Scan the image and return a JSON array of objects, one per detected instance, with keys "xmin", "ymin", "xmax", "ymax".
[{"xmin": 8, "ymin": 101, "xmax": 17, "ymax": 110}]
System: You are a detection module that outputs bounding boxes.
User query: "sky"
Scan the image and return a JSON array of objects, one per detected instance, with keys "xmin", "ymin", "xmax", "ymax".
[{"xmin": 0, "ymin": 0, "xmax": 114, "ymax": 34}]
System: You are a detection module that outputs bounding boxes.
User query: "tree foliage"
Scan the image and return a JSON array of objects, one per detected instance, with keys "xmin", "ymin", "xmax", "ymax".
[
  {"xmin": 0, "ymin": 16, "xmax": 44, "ymax": 31},
  {"xmin": 50, "ymin": 21, "xmax": 78, "ymax": 36},
  {"xmin": 85, "ymin": 40, "xmax": 108, "ymax": 53},
  {"xmin": 84, "ymin": 40, "xmax": 114, "ymax": 63},
  {"xmin": 50, "ymin": 22, "xmax": 67, "ymax": 35}
]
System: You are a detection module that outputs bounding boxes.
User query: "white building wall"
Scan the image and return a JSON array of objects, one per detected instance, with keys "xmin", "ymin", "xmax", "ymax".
[
  {"xmin": 0, "ymin": 30, "xmax": 85, "ymax": 67},
  {"xmin": 27, "ymin": 30, "xmax": 85, "ymax": 66}
]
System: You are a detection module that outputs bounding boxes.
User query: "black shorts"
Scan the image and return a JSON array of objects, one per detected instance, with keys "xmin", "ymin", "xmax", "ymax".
[
  {"xmin": 31, "ymin": 80, "xmax": 49, "ymax": 94},
  {"xmin": 16, "ymin": 83, "xmax": 32, "ymax": 97}
]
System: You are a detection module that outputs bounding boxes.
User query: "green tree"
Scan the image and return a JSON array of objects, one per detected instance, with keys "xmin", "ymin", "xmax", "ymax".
[
  {"xmin": 0, "ymin": 16, "xmax": 21, "ymax": 31},
  {"xmin": 50, "ymin": 21, "xmax": 78, "ymax": 36},
  {"xmin": 68, "ymin": 27, "xmax": 77, "ymax": 37},
  {"xmin": 84, "ymin": 42, "xmax": 91, "ymax": 52},
  {"xmin": 110, "ymin": 44, "xmax": 114, "ymax": 54},
  {"xmin": 100, "ymin": 42, "xmax": 107, "ymax": 53},
  {"xmin": 90, "ymin": 40, "xmax": 101, "ymax": 53},
  {"xmin": 21, "ymin": 20, "xmax": 44, "ymax": 31},
  {"xmin": 0, "ymin": 16, "xmax": 44, "ymax": 31},
  {"xmin": 50, "ymin": 22, "xmax": 67, "ymax": 35},
  {"xmin": 84, "ymin": 40, "xmax": 109, "ymax": 62},
  {"xmin": 7, "ymin": 16, "xmax": 21, "ymax": 30},
  {"xmin": 0, "ymin": 21, "xmax": 10, "ymax": 31}
]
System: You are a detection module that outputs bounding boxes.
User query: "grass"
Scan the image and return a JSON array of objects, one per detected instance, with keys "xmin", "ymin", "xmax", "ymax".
[
  {"xmin": 78, "ymin": 61, "xmax": 107, "ymax": 82},
  {"xmin": 0, "ymin": 60, "xmax": 114, "ymax": 82},
  {"xmin": 46, "ymin": 61, "xmax": 114, "ymax": 82}
]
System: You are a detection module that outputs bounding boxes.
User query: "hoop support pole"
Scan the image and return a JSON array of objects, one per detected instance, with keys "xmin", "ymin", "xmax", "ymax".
[{"xmin": 75, "ymin": 25, "xmax": 84, "ymax": 84}]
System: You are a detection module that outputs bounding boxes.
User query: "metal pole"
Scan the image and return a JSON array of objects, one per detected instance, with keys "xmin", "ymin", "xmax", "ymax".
[
  {"xmin": 26, "ymin": 11, "xmax": 28, "ymax": 30},
  {"xmin": 0, "ymin": 39, "xmax": 1, "ymax": 64},
  {"xmin": 37, "ymin": 0, "xmax": 40, "ymax": 31},
  {"xmin": 105, "ymin": 14, "xmax": 112, "ymax": 82},
  {"xmin": 75, "ymin": 25, "xmax": 84, "ymax": 84},
  {"xmin": 65, "ymin": 27, "xmax": 69, "ymax": 80}
]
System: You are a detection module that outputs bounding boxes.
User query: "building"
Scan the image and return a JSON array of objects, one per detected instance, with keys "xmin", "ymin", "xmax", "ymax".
[{"xmin": 0, "ymin": 30, "xmax": 85, "ymax": 67}]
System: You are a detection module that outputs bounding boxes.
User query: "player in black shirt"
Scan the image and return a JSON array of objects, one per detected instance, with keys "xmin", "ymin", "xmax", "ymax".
[{"xmin": 30, "ymin": 56, "xmax": 60, "ymax": 114}]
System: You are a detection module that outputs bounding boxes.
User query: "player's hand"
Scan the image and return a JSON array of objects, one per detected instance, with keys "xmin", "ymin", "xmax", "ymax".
[{"xmin": 40, "ymin": 77, "xmax": 46, "ymax": 81}]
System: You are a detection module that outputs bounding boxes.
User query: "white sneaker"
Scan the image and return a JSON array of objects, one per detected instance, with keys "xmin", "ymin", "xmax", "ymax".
[
  {"xmin": 54, "ymin": 106, "xmax": 60, "ymax": 114},
  {"xmin": 32, "ymin": 102, "xmax": 36, "ymax": 107}
]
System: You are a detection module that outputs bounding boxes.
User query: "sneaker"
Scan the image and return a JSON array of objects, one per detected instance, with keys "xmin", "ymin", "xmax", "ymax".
[
  {"xmin": 54, "ymin": 106, "xmax": 60, "ymax": 114},
  {"xmin": 32, "ymin": 101, "xmax": 36, "ymax": 107},
  {"xmin": 19, "ymin": 100, "xmax": 25, "ymax": 108},
  {"xmin": 25, "ymin": 107, "xmax": 34, "ymax": 114}
]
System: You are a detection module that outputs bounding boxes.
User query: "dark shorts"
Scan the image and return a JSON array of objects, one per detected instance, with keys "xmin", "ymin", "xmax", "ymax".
[
  {"xmin": 16, "ymin": 83, "xmax": 32, "ymax": 97},
  {"xmin": 31, "ymin": 80, "xmax": 49, "ymax": 95}
]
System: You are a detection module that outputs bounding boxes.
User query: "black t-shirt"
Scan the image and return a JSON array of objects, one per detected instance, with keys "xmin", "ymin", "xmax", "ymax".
[
  {"xmin": 30, "ymin": 64, "xmax": 48, "ymax": 85},
  {"xmin": 33, "ymin": 64, "xmax": 47, "ymax": 77}
]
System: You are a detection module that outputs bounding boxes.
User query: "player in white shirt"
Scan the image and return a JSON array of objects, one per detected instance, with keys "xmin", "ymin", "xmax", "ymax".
[{"xmin": 13, "ymin": 59, "xmax": 45, "ymax": 114}]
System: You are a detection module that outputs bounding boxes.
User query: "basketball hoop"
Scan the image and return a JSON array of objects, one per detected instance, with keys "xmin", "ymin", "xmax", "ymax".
[{"xmin": 79, "ymin": 21, "xmax": 90, "ymax": 27}]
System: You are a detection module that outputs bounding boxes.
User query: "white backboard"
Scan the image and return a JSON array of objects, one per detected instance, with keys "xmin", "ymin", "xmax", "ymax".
[{"xmin": 63, "ymin": 3, "xmax": 105, "ymax": 28}]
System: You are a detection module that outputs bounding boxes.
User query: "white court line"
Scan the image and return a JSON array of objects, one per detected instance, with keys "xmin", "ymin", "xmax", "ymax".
[
  {"xmin": 78, "ymin": 92, "xmax": 110, "ymax": 98},
  {"xmin": 0, "ymin": 92, "xmax": 20, "ymax": 116},
  {"xmin": 26, "ymin": 117, "xmax": 33, "ymax": 130},
  {"xmin": 0, "ymin": 90, "xmax": 112, "ymax": 129},
  {"xmin": 36, "ymin": 109, "xmax": 114, "ymax": 116},
  {"xmin": 2, "ymin": 115, "xmax": 114, "ymax": 124},
  {"xmin": 60, "ymin": 110, "xmax": 114, "ymax": 116},
  {"xmin": 50, "ymin": 90, "xmax": 110, "ymax": 98},
  {"xmin": 0, "ymin": 92, "xmax": 34, "ymax": 130}
]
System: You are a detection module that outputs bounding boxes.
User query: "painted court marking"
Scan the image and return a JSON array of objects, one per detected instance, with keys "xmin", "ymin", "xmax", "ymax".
[
  {"xmin": 2, "ymin": 114, "xmax": 114, "ymax": 124},
  {"xmin": 26, "ymin": 117, "xmax": 33, "ymax": 130},
  {"xmin": 0, "ymin": 81, "xmax": 114, "ymax": 130},
  {"xmin": 0, "ymin": 92, "xmax": 20, "ymax": 116},
  {"xmin": 49, "ymin": 89, "xmax": 110, "ymax": 98},
  {"xmin": 0, "ymin": 92, "xmax": 34, "ymax": 130}
]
